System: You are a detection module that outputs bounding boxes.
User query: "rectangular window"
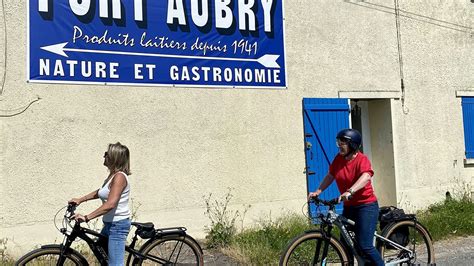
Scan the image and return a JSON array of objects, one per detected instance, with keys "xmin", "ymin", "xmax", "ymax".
[{"xmin": 461, "ymin": 97, "xmax": 474, "ymax": 159}]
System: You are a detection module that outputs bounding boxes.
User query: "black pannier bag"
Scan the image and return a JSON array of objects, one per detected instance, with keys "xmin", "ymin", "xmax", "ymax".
[
  {"xmin": 137, "ymin": 227, "xmax": 156, "ymax": 239},
  {"xmin": 135, "ymin": 222, "xmax": 156, "ymax": 239},
  {"xmin": 379, "ymin": 206, "xmax": 411, "ymax": 249}
]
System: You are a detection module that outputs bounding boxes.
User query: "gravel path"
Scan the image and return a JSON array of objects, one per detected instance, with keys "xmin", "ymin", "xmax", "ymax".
[
  {"xmin": 202, "ymin": 248, "xmax": 240, "ymax": 266},
  {"xmin": 201, "ymin": 235, "xmax": 474, "ymax": 265},
  {"xmin": 433, "ymin": 235, "xmax": 474, "ymax": 265}
]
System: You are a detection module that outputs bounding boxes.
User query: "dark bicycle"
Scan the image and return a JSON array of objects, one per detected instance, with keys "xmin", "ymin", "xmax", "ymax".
[
  {"xmin": 16, "ymin": 204, "xmax": 204, "ymax": 265},
  {"xmin": 280, "ymin": 197, "xmax": 435, "ymax": 265}
]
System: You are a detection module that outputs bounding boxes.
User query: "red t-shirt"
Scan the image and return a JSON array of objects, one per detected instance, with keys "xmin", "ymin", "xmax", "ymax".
[{"xmin": 329, "ymin": 152, "xmax": 377, "ymax": 206}]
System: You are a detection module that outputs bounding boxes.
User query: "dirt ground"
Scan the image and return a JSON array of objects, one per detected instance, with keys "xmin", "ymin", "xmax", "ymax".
[
  {"xmin": 203, "ymin": 248, "xmax": 240, "ymax": 266},
  {"xmin": 434, "ymin": 235, "xmax": 474, "ymax": 265},
  {"xmin": 201, "ymin": 235, "xmax": 474, "ymax": 265}
]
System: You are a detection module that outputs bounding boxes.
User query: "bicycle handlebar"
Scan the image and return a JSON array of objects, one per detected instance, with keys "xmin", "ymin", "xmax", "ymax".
[
  {"xmin": 309, "ymin": 196, "xmax": 356, "ymax": 226},
  {"xmin": 67, "ymin": 203, "xmax": 77, "ymax": 214},
  {"xmin": 309, "ymin": 193, "xmax": 353, "ymax": 205},
  {"xmin": 310, "ymin": 196, "xmax": 340, "ymax": 206},
  {"xmin": 53, "ymin": 203, "xmax": 79, "ymax": 234}
]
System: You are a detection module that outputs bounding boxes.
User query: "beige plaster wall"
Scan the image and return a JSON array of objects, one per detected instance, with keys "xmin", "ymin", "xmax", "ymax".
[
  {"xmin": 386, "ymin": 1, "xmax": 474, "ymax": 210},
  {"xmin": 0, "ymin": 0, "xmax": 473, "ymax": 256}
]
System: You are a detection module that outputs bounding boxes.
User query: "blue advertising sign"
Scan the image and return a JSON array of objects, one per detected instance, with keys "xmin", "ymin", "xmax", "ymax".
[{"xmin": 28, "ymin": 0, "xmax": 286, "ymax": 88}]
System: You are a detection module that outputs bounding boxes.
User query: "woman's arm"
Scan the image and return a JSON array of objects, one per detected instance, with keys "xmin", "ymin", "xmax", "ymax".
[
  {"xmin": 69, "ymin": 189, "xmax": 99, "ymax": 206},
  {"xmin": 340, "ymin": 172, "xmax": 372, "ymax": 201},
  {"xmin": 308, "ymin": 172, "xmax": 335, "ymax": 199},
  {"xmin": 349, "ymin": 172, "xmax": 372, "ymax": 193}
]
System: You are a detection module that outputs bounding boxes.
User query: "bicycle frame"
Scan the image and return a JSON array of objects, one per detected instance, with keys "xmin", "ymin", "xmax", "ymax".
[
  {"xmin": 58, "ymin": 222, "xmax": 109, "ymax": 265},
  {"xmin": 17, "ymin": 204, "xmax": 203, "ymax": 266},
  {"xmin": 56, "ymin": 205, "xmax": 148, "ymax": 265},
  {"xmin": 318, "ymin": 207, "xmax": 365, "ymax": 265},
  {"xmin": 63, "ymin": 223, "xmax": 195, "ymax": 265},
  {"xmin": 315, "ymin": 200, "xmax": 416, "ymax": 266},
  {"xmin": 374, "ymin": 232, "xmax": 414, "ymax": 265}
]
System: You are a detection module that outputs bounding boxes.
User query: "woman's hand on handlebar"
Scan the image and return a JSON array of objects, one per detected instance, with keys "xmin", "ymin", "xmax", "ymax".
[
  {"xmin": 308, "ymin": 190, "xmax": 321, "ymax": 201},
  {"xmin": 71, "ymin": 213, "xmax": 87, "ymax": 223},
  {"xmin": 338, "ymin": 192, "xmax": 352, "ymax": 203},
  {"xmin": 68, "ymin": 198, "xmax": 82, "ymax": 206}
]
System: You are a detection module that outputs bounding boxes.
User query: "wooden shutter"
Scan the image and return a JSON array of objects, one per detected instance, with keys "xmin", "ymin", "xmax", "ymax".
[
  {"xmin": 462, "ymin": 97, "xmax": 474, "ymax": 159},
  {"xmin": 303, "ymin": 98, "xmax": 350, "ymax": 217}
]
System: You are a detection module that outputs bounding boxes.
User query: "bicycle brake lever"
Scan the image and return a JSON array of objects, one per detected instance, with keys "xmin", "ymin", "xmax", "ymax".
[
  {"xmin": 67, "ymin": 203, "xmax": 77, "ymax": 213},
  {"xmin": 309, "ymin": 195, "xmax": 320, "ymax": 204},
  {"xmin": 329, "ymin": 198, "xmax": 340, "ymax": 205}
]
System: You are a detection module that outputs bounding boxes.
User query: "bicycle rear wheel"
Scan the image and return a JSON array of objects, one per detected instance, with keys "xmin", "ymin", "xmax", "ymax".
[
  {"xmin": 280, "ymin": 231, "xmax": 350, "ymax": 266},
  {"xmin": 15, "ymin": 246, "xmax": 86, "ymax": 266},
  {"xmin": 378, "ymin": 220, "xmax": 435, "ymax": 265},
  {"xmin": 134, "ymin": 235, "xmax": 203, "ymax": 265}
]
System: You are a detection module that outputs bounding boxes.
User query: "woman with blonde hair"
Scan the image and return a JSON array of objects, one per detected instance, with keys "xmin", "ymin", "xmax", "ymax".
[{"xmin": 69, "ymin": 142, "xmax": 131, "ymax": 266}]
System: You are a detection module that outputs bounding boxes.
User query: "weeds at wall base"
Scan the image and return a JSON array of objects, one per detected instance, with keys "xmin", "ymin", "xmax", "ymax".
[
  {"xmin": 203, "ymin": 188, "xmax": 251, "ymax": 249},
  {"xmin": 0, "ymin": 237, "xmax": 14, "ymax": 265}
]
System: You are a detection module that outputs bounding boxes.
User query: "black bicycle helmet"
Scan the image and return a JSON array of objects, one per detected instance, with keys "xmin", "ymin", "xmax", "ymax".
[{"xmin": 336, "ymin": 128, "xmax": 362, "ymax": 151}]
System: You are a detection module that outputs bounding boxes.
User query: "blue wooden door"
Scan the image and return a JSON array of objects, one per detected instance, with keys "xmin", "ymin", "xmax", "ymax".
[{"xmin": 303, "ymin": 98, "xmax": 350, "ymax": 218}]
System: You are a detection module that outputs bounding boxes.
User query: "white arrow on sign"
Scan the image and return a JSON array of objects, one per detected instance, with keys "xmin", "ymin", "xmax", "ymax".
[{"xmin": 40, "ymin": 42, "xmax": 280, "ymax": 69}]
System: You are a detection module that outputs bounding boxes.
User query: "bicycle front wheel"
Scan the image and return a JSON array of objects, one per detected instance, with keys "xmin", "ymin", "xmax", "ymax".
[
  {"xmin": 378, "ymin": 220, "xmax": 435, "ymax": 265},
  {"xmin": 134, "ymin": 235, "xmax": 203, "ymax": 265},
  {"xmin": 15, "ymin": 246, "xmax": 85, "ymax": 266},
  {"xmin": 280, "ymin": 231, "xmax": 350, "ymax": 266}
]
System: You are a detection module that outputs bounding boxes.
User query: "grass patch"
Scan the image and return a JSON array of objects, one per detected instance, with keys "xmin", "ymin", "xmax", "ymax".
[
  {"xmin": 226, "ymin": 214, "xmax": 313, "ymax": 265},
  {"xmin": 416, "ymin": 196, "xmax": 474, "ymax": 241}
]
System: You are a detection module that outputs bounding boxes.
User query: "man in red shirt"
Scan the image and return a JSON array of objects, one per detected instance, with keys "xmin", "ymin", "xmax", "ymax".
[{"xmin": 309, "ymin": 129, "xmax": 384, "ymax": 266}]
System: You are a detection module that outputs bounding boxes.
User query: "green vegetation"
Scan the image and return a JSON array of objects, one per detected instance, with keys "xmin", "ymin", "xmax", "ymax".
[
  {"xmin": 228, "ymin": 215, "xmax": 313, "ymax": 264},
  {"xmin": 417, "ymin": 195, "xmax": 473, "ymax": 241},
  {"xmin": 204, "ymin": 193, "xmax": 474, "ymax": 264},
  {"xmin": 203, "ymin": 188, "xmax": 250, "ymax": 248}
]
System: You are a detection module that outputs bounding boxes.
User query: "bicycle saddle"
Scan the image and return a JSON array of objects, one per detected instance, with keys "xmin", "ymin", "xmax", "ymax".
[{"xmin": 132, "ymin": 222, "xmax": 155, "ymax": 231}]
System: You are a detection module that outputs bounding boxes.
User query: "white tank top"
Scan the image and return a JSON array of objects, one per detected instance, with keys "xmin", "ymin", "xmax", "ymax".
[{"xmin": 98, "ymin": 172, "xmax": 130, "ymax": 222}]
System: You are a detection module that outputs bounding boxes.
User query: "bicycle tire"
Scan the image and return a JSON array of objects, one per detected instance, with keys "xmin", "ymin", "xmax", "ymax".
[
  {"xmin": 279, "ymin": 231, "xmax": 350, "ymax": 266},
  {"xmin": 15, "ymin": 246, "xmax": 87, "ymax": 266},
  {"xmin": 132, "ymin": 235, "xmax": 203, "ymax": 265},
  {"xmin": 378, "ymin": 220, "xmax": 435, "ymax": 265}
]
